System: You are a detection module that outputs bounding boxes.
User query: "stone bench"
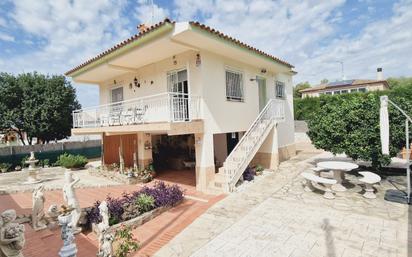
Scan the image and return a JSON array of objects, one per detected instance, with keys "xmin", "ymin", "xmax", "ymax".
[
  {"xmin": 310, "ymin": 167, "xmax": 329, "ymax": 176},
  {"xmin": 301, "ymin": 172, "xmax": 337, "ymax": 199},
  {"xmin": 358, "ymin": 171, "xmax": 381, "ymax": 199}
]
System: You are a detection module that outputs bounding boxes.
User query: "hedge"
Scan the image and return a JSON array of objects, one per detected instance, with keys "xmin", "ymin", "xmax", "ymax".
[{"xmin": 304, "ymin": 85, "xmax": 412, "ymax": 168}]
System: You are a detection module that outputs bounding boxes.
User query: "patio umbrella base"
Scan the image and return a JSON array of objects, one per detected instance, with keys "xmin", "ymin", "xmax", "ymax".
[{"xmin": 384, "ymin": 189, "xmax": 411, "ymax": 205}]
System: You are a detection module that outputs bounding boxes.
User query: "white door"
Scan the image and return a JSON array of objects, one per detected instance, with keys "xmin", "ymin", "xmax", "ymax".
[{"xmin": 167, "ymin": 70, "xmax": 189, "ymax": 121}]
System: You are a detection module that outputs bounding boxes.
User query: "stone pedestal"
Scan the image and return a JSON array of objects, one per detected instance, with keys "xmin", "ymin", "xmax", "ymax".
[
  {"xmin": 22, "ymin": 151, "xmax": 42, "ymax": 184},
  {"xmin": 58, "ymin": 214, "xmax": 78, "ymax": 257}
]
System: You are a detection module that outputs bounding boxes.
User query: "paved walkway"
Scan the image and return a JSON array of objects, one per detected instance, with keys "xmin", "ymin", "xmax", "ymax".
[
  {"xmin": 155, "ymin": 150, "xmax": 411, "ymax": 257},
  {"xmin": 0, "ymin": 169, "xmax": 225, "ymax": 257}
]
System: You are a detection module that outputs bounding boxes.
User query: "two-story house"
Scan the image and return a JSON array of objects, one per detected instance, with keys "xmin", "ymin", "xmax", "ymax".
[{"xmin": 66, "ymin": 19, "xmax": 296, "ymax": 193}]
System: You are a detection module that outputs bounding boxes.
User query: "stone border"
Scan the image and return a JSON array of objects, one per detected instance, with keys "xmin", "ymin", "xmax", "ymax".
[
  {"xmin": 91, "ymin": 200, "xmax": 182, "ymax": 235},
  {"xmin": 88, "ymin": 169, "xmax": 140, "ymax": 185}
]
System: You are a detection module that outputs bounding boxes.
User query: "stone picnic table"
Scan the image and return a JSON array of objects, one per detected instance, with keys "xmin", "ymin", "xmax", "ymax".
[{"xmin": 317, "ymin": 161, "xmax": 359, "ymax": 192}]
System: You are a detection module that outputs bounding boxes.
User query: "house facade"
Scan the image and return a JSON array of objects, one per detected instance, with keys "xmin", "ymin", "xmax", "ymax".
[
  {"xmin": 300, "ymin": 68, "xmax": 389, "ymax": 98},
  {"xmin": 66, "ymin": 19, "xmax": 296, "ymax": 193}
]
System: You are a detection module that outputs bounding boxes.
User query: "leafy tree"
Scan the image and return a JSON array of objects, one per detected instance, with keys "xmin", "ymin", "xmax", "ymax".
[
  {"xmin": 0, "ymin": 72, "xmax": 80, "ymax": 144},
  {"xmin": 387, "ymin": 77, "xmax": 412, "ymax": 89},
  {"xmin": 293, "ymin": 82, "xmax": 311, "ymax": 98},
  {"xmin": 320, "ymin": 78, "xmax": 329, "ymax": 84},
  {"xmin": 307, "ymin": 87, "xmax": 412, "ymax": 168}
]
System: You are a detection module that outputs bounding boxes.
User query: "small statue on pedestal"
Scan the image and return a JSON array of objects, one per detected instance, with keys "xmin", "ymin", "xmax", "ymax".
[
  {"xmin": 62, "ymin": 171, "xmax": 81, "ymax": 234},
  {"xmin": 32, "ymin": 184, "xmax": 47, "ymax": 231}
]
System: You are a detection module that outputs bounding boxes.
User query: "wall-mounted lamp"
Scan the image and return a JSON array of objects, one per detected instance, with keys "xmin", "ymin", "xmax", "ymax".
[
  {"xmin": 261, "ymin": 68, "xmax": 267, "ymax": 74},
  {"xmin": 114, "ymin": 79, "xmax": 117, "ymax": 84},
  {"xmin": 173, "ymin": 55, "xmax": 177, "ymax": 65},
  {"xmin": 196, "ymin": 54, "xmax": 201, "ymax": 67},
  {"xmin": 250, "ymin": 76, "xmax": 258, "ymax": 82},
  {"xmin": 129, "ymin": 83, "xmax": 133, "ymax": 89},
  {"xmin": 231, "ymin": 132, "xmax": 237, "ymax": 139},
  {"xmin": 134, "ymin": 77, "xmax": 140, "ymax": 88}
]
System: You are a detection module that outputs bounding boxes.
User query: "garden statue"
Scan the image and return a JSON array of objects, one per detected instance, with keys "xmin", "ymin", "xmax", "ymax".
[
  {"xmin": 0, "ymin": 209, "xmax": 25, "ymax": 257},
  {"xmin": 47, "ymin": 204, "xmax": 60, "ymax": 221},
  {"xmin": 31, "ymin": 184, "xmax": 47, "ymax": 231},
  {"xmin": 62, "ymin": 171, "xmax": 81, "ymax": 233},
  {"xmin": 58, "ymin": 212, "xmax": 77, "ymax": 257},
  {"xmin": 119, "ymin": 147, "xmax": 125, "ymax": 174},
  {"xmin": 97, "ymin": 201, "xmax": 109, "ymax": 254},
  {"xmin": 98, "ymin": 233, "xmax": 114, "ymax": 257}
]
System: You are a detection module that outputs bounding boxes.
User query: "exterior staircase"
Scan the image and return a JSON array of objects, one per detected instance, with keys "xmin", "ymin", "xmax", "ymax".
[{"xmin": 214, "ymin": 99, "xmax": 285, "ymax": 192}]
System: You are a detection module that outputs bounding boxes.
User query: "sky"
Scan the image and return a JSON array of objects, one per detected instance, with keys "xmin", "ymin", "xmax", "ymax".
[{"xmin": 0, "ymin": 0, "xmax": 411, "ymax": 107}]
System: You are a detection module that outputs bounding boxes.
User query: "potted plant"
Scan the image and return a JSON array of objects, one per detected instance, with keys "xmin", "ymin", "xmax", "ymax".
[
  {"xmin": 0, "ymin": 163, "xmax": 11, "ymax": 173},
  {"xmin": 255, "ymin": 164, "xmax": 264, "ymax": 176},
  {"xmin": 138, "ymin": 169, "xmax": 153, "ymax": 183},
  {"xmin": 147, "ymin": 162, "xmax": 156, "ymax": 177}
]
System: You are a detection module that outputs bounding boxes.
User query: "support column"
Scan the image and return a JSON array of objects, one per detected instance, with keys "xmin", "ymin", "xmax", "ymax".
[
  {"xmin": 137, "ymin": 132, "xmax": 153, "ymax": 170},
  {"xmin": 195, "ymin": 133, "xmax": 215, "ymax": 192},
  {"xmin": 254, "ymin": 126, "xmax": 279, "ymax": 170}
]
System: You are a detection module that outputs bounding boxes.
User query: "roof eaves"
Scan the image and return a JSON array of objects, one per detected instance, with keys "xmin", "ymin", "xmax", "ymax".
[
  {"xmin": 188, "ymin": 21, "xmax": 294, "ymax": 69},
  {"xmin": 65, "ymin": 18, "xmax": 175, "ymax": 76}
]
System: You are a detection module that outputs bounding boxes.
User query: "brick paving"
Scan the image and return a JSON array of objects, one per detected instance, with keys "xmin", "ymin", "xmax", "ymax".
[
  {"xmin": 155, "ymin": 150, "xmax": 411, "ymax": 257},
  {"xmin": 0, "ymin": 169, "xmax": 225, "ymax": 257}
]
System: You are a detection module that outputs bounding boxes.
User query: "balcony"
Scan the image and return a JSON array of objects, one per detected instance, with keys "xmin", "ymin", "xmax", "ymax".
[{"xmin": 72, "ymin": 93, "xmax": 202, "ymax": 135}]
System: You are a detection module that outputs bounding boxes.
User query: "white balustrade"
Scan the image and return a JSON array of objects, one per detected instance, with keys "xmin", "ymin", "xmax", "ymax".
[
  {"xmin": 72, "ymin": 93, "xmax": 201, "ymax": 128},
  {"xmin": 223, "ymin": 99, "xmax": 285, "ymax": 191}
]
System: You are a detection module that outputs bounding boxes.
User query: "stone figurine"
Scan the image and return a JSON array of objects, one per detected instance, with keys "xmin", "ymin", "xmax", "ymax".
[
  {"xmin": 31, "ymin": 184, "xmax": 47, "ymax": 231},
  {"xmin": 97, "ymin": 201, "xmax": 109, "ymax": 255},
  {"xmin": 98, "ymin": 233, "xmax": 114, "ymax": 257},
  {"xmin": 0, "ymin": 209, "xmax": 25, "ymax": 257},
  {"xmin": 62, "ymin": 171, "xmax": 81, "ymax": 233}
]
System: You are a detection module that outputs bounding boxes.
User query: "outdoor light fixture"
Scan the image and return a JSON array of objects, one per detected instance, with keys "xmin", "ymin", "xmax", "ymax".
[
  {"xmin": 173, "ymin": 55, "xmax": 177, "ymax": 65},
  {"xmin": 261, "ymin": 68, "xmax": 267, "ymax": 73},
  {"xmin": 196, "ymin": 53, "xmax": 201, "ymax": 67},
  {"xmin": 231, "ymin": 132, "xmax": 237, "ymax": 139},
  {"xmin": 114, "ymin": 80, "xmax": 117, "ymax": 84},
  {"xmin": 134, "ymin": 77, "xmax": 140, "ymax": 88},
  {"xmin": 129, "ymin": 83, "xmax": 132, "ymax": 89}
]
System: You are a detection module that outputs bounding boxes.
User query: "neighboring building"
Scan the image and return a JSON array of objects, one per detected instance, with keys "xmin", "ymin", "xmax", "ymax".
[
  {"xmin": 299, "ymin": 68, "xmax": 389, "ymax": 98},
  {"xmin": 65, "ymin": 19, "xmax": 296, "ymax": 193}
]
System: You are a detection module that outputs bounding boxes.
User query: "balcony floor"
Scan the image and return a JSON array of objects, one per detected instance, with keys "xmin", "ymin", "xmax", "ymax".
[{"xmin": 71, "ymin": 119, "xmax": 203, "ymax": 136}]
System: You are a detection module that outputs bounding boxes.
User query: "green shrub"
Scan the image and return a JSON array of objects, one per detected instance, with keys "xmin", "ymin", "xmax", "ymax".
[
  {"xmin": 56, "ymin": 153, "xmax": 88, "ymax": 169},
  {"xmin": 135, "ymin": 193, "xmax": 155, "ymax": 213},
  {"xmin": 0, "ymin": 163, "xmax": 11, "ymax": 172},
  {"xmin": 307, "ymin": 87, "xmax": 412, "ymax": 168},
  {"xmin": 294, "ymin": 97, "xmax": 322, "ymax": 120}
]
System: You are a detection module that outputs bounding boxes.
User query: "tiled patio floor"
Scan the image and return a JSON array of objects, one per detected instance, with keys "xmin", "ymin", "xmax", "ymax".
[{"xmin": 0, "ymin": 169, "xmax": 225, "ymax": 257}]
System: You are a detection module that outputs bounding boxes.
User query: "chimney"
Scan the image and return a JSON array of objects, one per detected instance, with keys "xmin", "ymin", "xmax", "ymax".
[
  {"xmin": 377, "ymin": 67, "xmax": 383, "ymax": 80},
  {"xmin": 138, "ymin": 24, "xmax": 148, "ymax": 34}
]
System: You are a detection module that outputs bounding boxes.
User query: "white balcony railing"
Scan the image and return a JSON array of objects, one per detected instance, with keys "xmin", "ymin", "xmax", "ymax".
[{"xmin": 72, "ymin": 93, "xmax": 201, "ymax": 128}]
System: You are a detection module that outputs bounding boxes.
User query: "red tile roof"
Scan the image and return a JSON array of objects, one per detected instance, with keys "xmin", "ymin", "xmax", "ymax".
[{"xmin": 65, "ymin": 18, "xmax": 293, "ymax": 76}]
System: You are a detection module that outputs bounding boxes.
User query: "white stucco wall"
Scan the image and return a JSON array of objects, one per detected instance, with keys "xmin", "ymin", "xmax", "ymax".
[
  {"xmin": 96, "ymin": 49, "xmax": 295, "ymax": 148},
  {"xmin": 98, "ymin": 50, "xmax": 201, "ymax": 105}
]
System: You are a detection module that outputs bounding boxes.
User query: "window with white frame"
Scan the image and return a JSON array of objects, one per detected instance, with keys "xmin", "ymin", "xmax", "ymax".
[
  {"xmin": 275, "ymin": 81, "xmax": 285, "ymax": 98},
  {"xmin": 225, "ymin": 69, "xmax": 244, "ymax": 101}
]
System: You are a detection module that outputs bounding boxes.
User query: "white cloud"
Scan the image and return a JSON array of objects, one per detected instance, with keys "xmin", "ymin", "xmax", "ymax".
[
  {"xmin": 295, "ymin": 0, "xmax": 412, "ymax": 84},
  {"xmin": 0, "ymin": 32, "xmax": 14, "ymax": 42},
  {"xmin": 0, "ymin": 0, "xmax": 134, "ymax": 107},
  {"xmin": 0, "ymin": 17, "xmax": 6, "ymax": 27},
  {"xmin": 173, "ymin": 0, "xmax": 412, "ymax": 85},
  {"xmin": 135, "ymin": 0, "xmax": 170, "ymax": 25}
]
